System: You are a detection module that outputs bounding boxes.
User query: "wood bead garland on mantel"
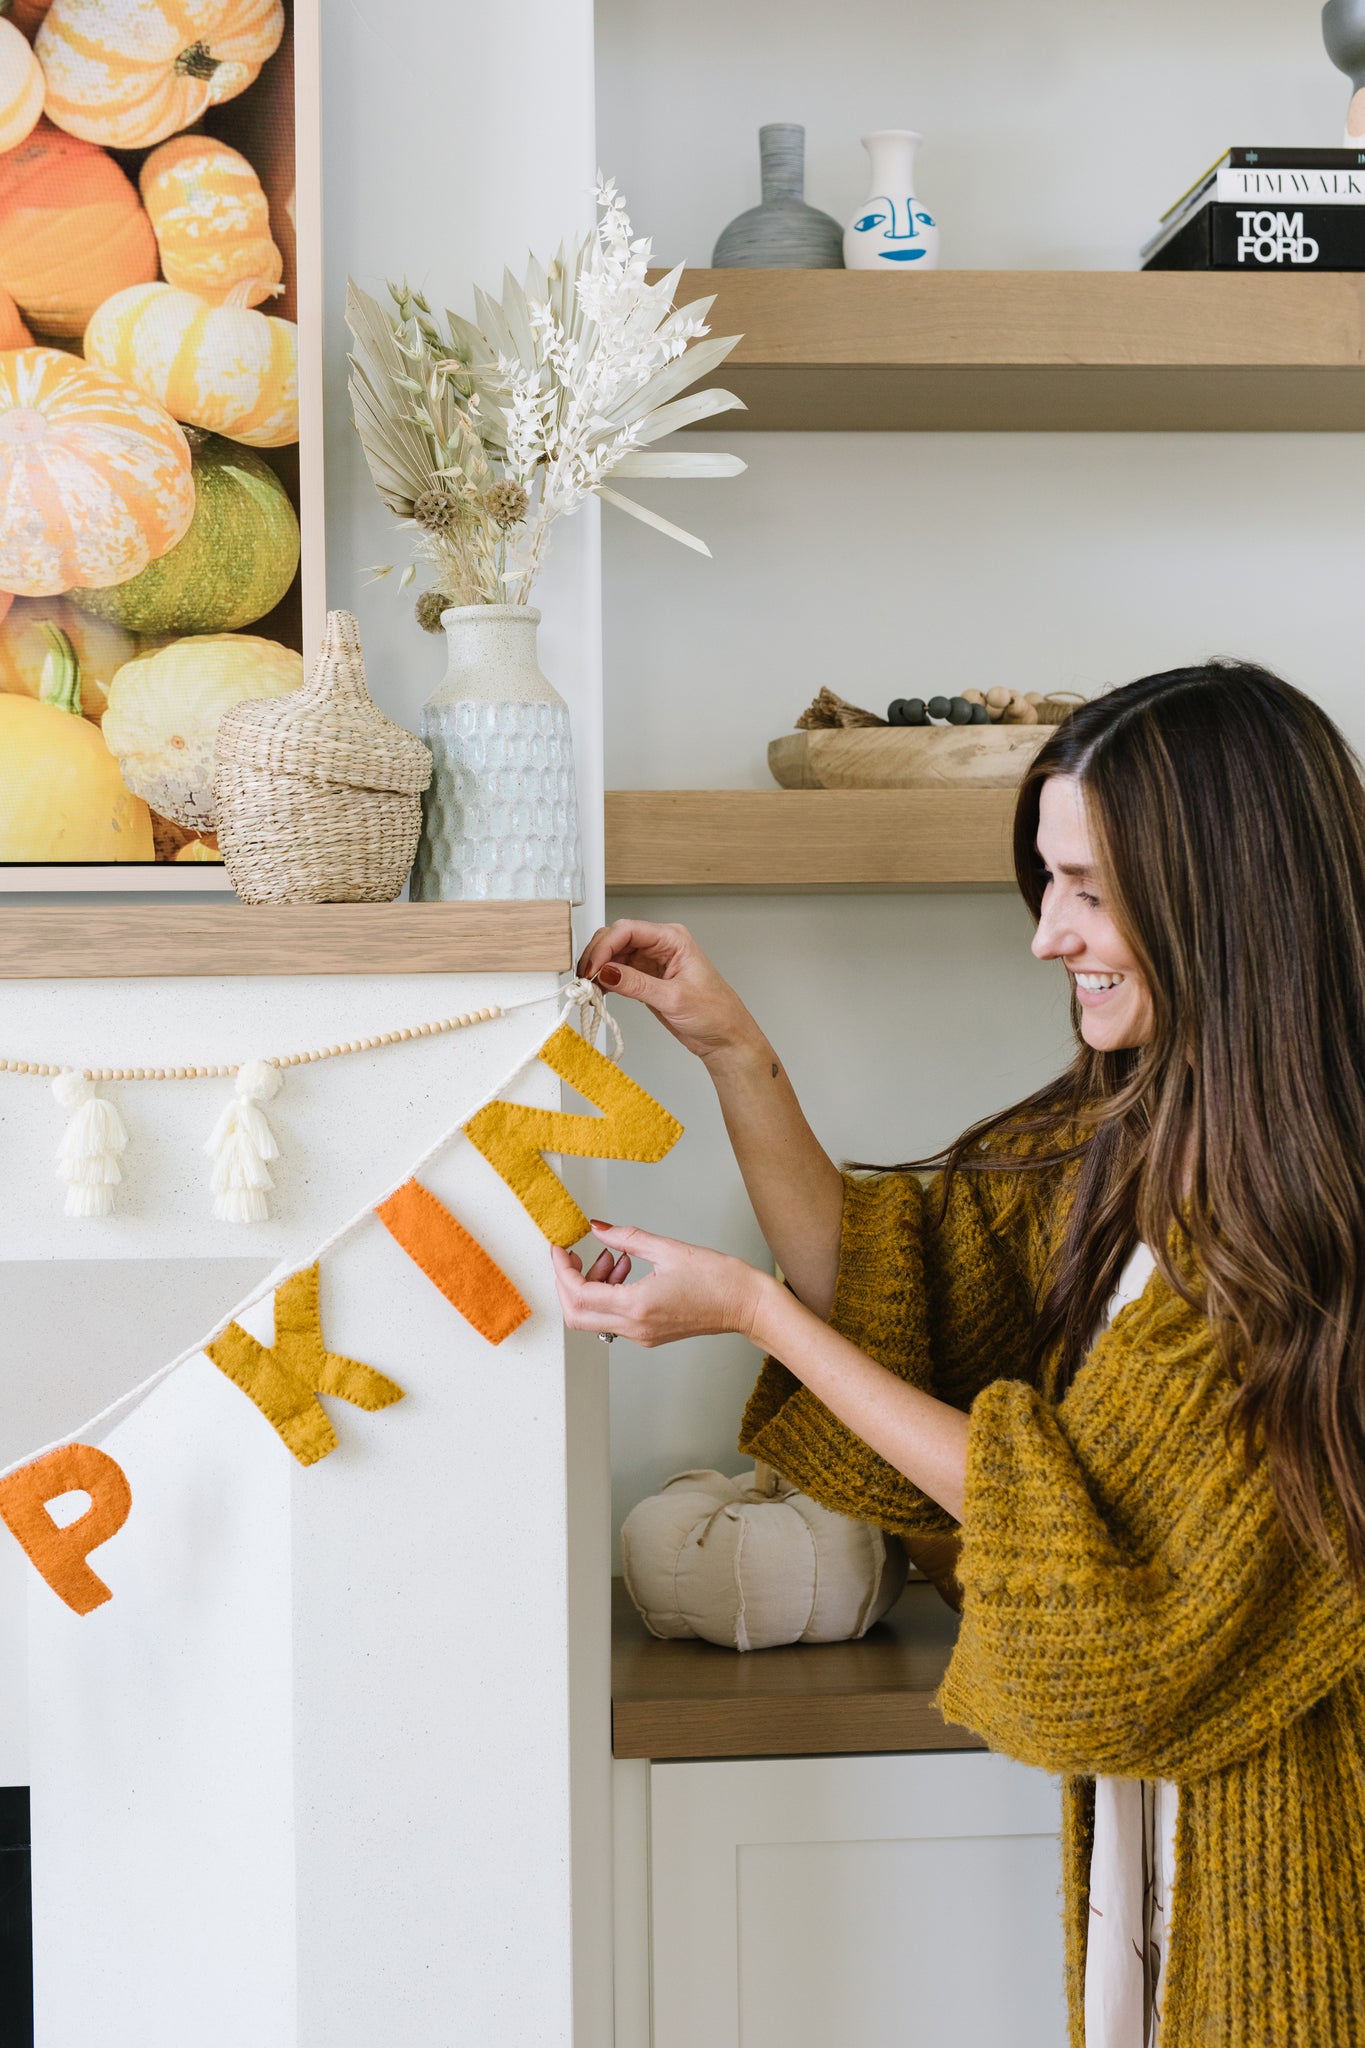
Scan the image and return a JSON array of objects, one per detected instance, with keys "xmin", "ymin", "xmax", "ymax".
[
  {"xmin": 213, "ymin": 608, "xmax": 432, "ymax": 904},
  {"xmin": 11, "ymin": 994, "xmax": 529, "ymax": 1221}
]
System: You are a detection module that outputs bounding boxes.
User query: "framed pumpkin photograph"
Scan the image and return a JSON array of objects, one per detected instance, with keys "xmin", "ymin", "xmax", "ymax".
[{"xmin": 0, "ymin": 0, "xmax": 323, "ymax": 890}]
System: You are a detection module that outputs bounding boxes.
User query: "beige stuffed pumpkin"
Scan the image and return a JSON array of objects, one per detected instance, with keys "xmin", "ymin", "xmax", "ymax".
[{"xmin": 621, "ymin": 1464, "xmax": 907, "ymax": 1652}]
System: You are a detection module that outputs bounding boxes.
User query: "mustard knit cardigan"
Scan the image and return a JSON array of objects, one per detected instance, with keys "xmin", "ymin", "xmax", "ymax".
[{"xmin": 739, "ymin": 1159, "xmax": 1365, "ymax": 2048}]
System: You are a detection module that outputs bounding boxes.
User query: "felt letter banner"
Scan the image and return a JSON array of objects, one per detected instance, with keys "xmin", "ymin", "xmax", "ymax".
[
  {"xmin": 462, "ymin": 1022, "xmax": 684, "ymax": 1245},
  {"xmin": 376, "ymin": 1180, "xmax": 531, "ymax": 1345},
  {"xmin": 0, "ymin": 1442, "xmax": 132, "ymax": 1614},
  {"xmin": 205, "ymin": 1263, "xmax": 406, "ymax": 1467}
]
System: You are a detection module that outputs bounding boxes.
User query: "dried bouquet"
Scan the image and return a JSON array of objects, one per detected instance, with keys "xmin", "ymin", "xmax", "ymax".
[{"xmin": 347, "ymin": 179, "xmax": 747, "ymax": 631}]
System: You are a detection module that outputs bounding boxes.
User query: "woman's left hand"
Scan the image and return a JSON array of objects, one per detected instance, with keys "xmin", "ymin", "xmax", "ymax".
[{"xmin": 551, "ymin": 1221, "xmax": 773, "ymax": 1348}]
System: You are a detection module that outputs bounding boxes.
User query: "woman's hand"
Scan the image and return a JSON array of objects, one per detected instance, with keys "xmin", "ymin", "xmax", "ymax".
[
  {"xmin": 551, "ymin": 1222, "xmax": 776, "ymax": 1348},
  {"xmin": 575, "ymin": 919, "xmax": 760, "ymax": 1068}
]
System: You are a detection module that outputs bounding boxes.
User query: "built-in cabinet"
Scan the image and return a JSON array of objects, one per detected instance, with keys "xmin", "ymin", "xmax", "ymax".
[
  {"xmin": 611, "ymin": 1584, "xmax": 1068, "ymax": 2046},
  {"xmin": 614, "ymin": 1751, "xmax": 1066, "ymax": 2047}
]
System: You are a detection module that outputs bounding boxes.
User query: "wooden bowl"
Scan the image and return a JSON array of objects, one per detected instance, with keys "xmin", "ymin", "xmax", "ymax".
[{"xmin": 768, "ymin": 725, "xmax": 1055, "ymax": 790}]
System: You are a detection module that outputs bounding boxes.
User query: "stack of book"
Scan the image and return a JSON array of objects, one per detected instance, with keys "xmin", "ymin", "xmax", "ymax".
[{"xmin": 1141, "ymin": 147, "xmax": 1365, "ymax": 270}]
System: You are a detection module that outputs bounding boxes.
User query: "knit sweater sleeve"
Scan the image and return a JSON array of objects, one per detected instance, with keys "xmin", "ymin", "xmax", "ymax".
[
  {"xmin": 738, "ymin": 1166, "xmax": 1037, "ymax": 1538},
  {"xmin": 938, "ymin": 1275, "xmax": 1365, "ymax": 1779}
]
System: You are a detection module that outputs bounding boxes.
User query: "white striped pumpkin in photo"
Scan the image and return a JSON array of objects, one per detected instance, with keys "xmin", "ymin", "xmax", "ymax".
[
  {"xmin": 0, "ymin": 18, "xmax": 43, "ymax": 152},
  {"xmin": 84, "ymin": 280, "xmax": 298, "ymax": 448},
  {"xmin": 35, "ymin": 0, "xmax": 284, "ymax": 151},
  {"xmin": 0, "ymin": 348, "xmax": 194, "ymax": 595}
]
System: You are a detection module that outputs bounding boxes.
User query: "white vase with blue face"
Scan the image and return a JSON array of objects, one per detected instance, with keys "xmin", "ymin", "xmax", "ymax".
[{"xmin": 844, "ymin": 130, "xmax": 940, "ymax": 271}]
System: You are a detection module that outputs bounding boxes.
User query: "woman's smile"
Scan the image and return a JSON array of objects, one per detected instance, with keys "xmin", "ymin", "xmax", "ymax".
[{"xmin": 1072, "ymin": 970, "xmax": 1127, "ymax": 1006}]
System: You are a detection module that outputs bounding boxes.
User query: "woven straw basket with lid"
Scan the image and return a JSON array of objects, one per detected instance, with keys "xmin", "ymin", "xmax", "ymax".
[{"xmin": 213, "ymin": 609, "xmax": 432, "ymax": 903}]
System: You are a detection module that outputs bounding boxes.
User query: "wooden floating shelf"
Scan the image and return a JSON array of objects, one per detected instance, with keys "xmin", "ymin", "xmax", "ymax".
[
  {"xmin": 612, "ymin": 1578, "xmax": 980, "ymax": 1761},
  {"xmin": 0, "ymin": 901, "xmax": 573, "ymax": 979},
  {"xmin": 605, "ymin": 789, "xmax": 1016, "ymax": 893},
  {"xmin": 661, "ymin": 269, "xmax": 1365, "ymax": 431}
]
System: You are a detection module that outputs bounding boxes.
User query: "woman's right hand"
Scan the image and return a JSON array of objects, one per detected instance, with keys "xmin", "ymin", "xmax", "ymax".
[{"xmin": 576, "ymin": 919, "xmax": 762, "ymax": 1067}]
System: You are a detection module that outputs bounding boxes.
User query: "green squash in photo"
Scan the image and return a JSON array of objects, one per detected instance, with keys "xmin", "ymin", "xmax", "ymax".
[{"xmin": 69, "ymin": 429, "xmax": 300, "ymax": 635}]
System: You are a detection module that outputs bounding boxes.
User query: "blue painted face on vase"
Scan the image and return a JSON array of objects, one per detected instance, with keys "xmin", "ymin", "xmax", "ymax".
[{"xmin": 853, "ymin": 195, "xmax": 936, "ymax": 260}]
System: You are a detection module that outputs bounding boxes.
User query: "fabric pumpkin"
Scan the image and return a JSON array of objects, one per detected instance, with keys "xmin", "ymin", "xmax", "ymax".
[
  {"xmin": 37, "ymin": 0, "xmax": 284, "ymax": 150},
  {"xmin": 0, "ymin": 625, "xmax": 153, "ymax": 859},
  {"xmin": 621, "ymin": 1464, "xmax": 908, "ymax": 1652},
  {"xmin": 0, "ymin": 17, "xmax": 42, "ymax": 152},
  {"xmin": 139, "ymin": 136, "xmax": 283, "ymax": 306},
  {"xmin": 0, "ymin": 595, "xmax": 171, "ymax": 719},
  {"xmin": 0, "ymin": 286, "xmax": 30, "ymax": 349},
  {"xmin": 69, "ymin": 429, "xmax": 299, "ymax": 634},
  {"xmin": 0, "ymin": 120, "xmax": 157, "ymax": 337},
  {"xmin": 84, "ymin": 281, "xmax": 298, "ymax": 446},
  {"xmin": 102, "ymin": 631, "xmax": 301, "ymax": 827},
  {"xmin": 0, "ymin": 347, "xmax": 194, "ymax": 596}
]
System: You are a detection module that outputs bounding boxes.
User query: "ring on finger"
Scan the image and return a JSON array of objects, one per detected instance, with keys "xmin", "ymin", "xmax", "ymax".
[{"xmin": 597, "ymin": 1331, "xmax": 616, "ymax": 1344}]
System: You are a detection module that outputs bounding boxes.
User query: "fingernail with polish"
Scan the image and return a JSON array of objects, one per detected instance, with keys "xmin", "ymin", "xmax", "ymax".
[{"xmin": 598, "ymin": 964, "xmax": 621, "ymax": 987}]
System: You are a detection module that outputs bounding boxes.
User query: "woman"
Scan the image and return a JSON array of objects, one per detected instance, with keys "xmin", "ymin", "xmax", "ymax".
[{"xmin": 553, "ymin": 661, "xmax": 1365, "ymax": 2048}]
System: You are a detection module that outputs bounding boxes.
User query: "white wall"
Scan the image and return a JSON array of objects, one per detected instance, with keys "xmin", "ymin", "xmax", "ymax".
[{"xmin": 594, "ymin": 0, "xmax": 1365, "ymax": 1542}]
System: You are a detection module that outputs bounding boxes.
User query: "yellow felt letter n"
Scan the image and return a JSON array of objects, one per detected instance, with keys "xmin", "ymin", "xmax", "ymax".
[
  {"xmin": 206, "ymin": 1263, "xmax": 405, "ymax": 1467},
  {"xmin": 463, "ymin": 1022, "xmax": 684, "ymax": 1245}
]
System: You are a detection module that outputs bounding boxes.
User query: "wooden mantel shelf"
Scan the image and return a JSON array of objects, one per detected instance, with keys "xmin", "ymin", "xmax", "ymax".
[
  {"xmin": 612, "ymin": 1578, "xmax": 981, "ymax": 1760},
  {"xmin": 661, "ymin": 269, "xmax": 1365, "ymax": 431},
  {"xmin": 0, "ymin": 901, "xmax": 573, "ymax": 978},
  {"xmin": 605, "ymin": 789, "xmax": 1016, "ymax": 893}
]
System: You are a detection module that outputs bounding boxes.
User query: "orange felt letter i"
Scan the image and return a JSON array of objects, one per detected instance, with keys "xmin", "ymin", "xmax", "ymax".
[{"xmin": 0, "ymin": 1442, "xmax": 133, "ymax": 1615}]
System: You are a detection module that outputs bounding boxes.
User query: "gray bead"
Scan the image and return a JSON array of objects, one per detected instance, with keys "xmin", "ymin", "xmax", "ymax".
[
  {"xmin": 927, "ymin": 695, "xmax": 951, "ymax": 720},
  {"xmin": 947, "ymin": 697, "xmax": 972, "ymax": 725},
  {"xmin": 970, "ymin": 701, "xmax": 990, "ymax": 724},
  {"xmin": 713, "ymin": 124, "xmax": 844, "ymax": 268}
]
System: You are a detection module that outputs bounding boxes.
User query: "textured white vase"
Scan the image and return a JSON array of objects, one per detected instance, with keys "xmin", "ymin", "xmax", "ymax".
[
  {"xmin": 408, "ymin": 605, "xmax": 585, "ymax": 903},
  {"xmin": 843, "ymin": 129, "xmax": 940, "ymax": 271}
]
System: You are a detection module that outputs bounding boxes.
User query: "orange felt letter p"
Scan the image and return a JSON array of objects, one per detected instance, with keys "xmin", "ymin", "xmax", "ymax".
[{"xmin": 0, "ymin": 1443, "xmax": 132, "ymax": 1615}]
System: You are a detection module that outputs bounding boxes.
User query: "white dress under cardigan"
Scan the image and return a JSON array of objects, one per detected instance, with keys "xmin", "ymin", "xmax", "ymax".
[{"xmin": 1083, "ymin": 1242, "xmax": 1181, "ymax": 2048}]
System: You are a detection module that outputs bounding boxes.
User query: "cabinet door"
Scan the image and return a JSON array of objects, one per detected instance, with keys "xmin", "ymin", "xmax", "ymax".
[{"xmin": 649, "ymin": 1751, "xmax": 1066, "ymax": 2048}]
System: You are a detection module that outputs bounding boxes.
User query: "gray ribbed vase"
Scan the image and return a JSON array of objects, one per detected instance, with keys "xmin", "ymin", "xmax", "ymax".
[
  {"xmin": 408, "ymin": 605, "xmax": 584, "ymax": 904},
  {"xmin": 712, "ymin": 123, "xmax": 843, "ymax": 268}
]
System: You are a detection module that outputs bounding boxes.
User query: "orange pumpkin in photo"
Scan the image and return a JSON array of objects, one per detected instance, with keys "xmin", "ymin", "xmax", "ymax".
[
  {"xmin": 0, "ymin": 120, "xmax": 157, "ymax": 337},
  {"xmin": 37, "ymin": 0, "xmax": 285, "ymax": 150},
  {"xmin": 1, "ymin": 0, "xmax": 55, "ymax": 36},
  {"xmin": 0, "ymin": 285, "xmax": 31, "ymax": 350}
]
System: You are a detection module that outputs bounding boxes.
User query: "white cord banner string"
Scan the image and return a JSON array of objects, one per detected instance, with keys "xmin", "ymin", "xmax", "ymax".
[{"xmin": 0, "ymin": 976, "xmax": 616, "ymax": 1486}]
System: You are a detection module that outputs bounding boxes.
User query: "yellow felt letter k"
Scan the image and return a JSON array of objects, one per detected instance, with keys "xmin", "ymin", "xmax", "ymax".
[
  {"xmin": 463, "ymin": 1022, "xmax": 684, "ymax": 1245},
  {"xmin": 206, "ymin": 1263, "xmax": 405, "ymax": 1467}
]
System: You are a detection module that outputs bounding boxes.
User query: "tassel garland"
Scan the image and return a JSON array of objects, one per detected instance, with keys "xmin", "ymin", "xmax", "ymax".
[
  {"xmin": 205, "ymin": 1060, "xmax": 282, "ymax": 1223},
  {"xmin": 52, "ymin": 1071, "xmax": 129, "ymax": 1218}
]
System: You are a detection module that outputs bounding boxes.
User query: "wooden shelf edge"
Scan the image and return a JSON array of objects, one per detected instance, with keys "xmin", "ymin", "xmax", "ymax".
[
  {"xmin": 605, "ymin": 789, "xmax": 1018, "ymax": 894},
  {"xmin": 612, "ymin": 1695, "xmax": 985, "ymax": 1762},
  {"xmin": 0, "ymin": 901, "xmax": 574, "ymax": 979},
  {"xmin": 653, "ymin": 270, "xmax": 1365, "ymax": 430}
]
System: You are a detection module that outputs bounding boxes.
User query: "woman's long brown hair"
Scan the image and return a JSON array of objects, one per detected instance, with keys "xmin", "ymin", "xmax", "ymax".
[{"xmin": 936, "ymin": 661, "xmax": 1365, "ymax": 1586}]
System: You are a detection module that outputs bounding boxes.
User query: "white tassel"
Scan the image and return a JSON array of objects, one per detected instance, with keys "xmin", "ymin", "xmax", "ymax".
[
  {"xmin": 52, "ymin": 1070, "xmax": 128, "ymax": 1218},
  {"xmin": 205, "ymin": 1059, "xmax": 282, "ymax": 1222}
]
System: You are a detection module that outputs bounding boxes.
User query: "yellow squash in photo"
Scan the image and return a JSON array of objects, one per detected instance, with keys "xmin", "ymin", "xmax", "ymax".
[{"xmin": 0, "ymin": 628, "xmax": 153, "ymax": 861}]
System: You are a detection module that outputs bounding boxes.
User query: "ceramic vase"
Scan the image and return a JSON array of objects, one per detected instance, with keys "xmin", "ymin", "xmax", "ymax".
[
  {"xmin": 408, "ymin": 604, "xmax": 584, "ymax": 904},
  {"xmin": 843, "ymin": 130, "xmax": 940, "ymax": 271},
  {"xmin": 1323, "ymin": 0, "xmax": 1365, "ymax": 144},
  {"xmin": 712, "ymin": 123, "xmax": 843, "ymax": 268}
]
